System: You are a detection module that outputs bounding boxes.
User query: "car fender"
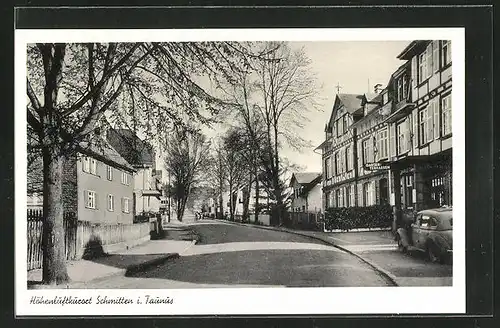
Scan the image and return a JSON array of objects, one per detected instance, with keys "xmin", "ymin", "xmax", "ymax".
[
  {"xmin": 396, "ymin": 228, "xmax": 410, "ymax": 247},
  {"xmin": 428, "ymin": 233, "xmax": 450, "ymax": 255}
]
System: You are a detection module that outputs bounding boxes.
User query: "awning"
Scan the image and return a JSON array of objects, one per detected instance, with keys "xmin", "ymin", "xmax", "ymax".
[{"xmin": 141, "ymin": 189, "xmax": 162, "ymax": 197}]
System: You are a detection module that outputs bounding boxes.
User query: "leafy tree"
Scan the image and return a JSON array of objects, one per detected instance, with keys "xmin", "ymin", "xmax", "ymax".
[{"xmin": 26, "ymin": 42, "xmax": 255, "ymax": 284}]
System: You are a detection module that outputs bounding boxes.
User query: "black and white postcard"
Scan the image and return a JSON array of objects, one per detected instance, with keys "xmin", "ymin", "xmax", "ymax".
[{"xmin": 16, "ymin": 27, "xmax": 465, "ymax": 316}]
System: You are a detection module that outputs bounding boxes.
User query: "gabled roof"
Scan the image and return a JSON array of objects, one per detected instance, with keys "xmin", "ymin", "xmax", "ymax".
[
  {"xmin": 78, "ymin": 139, "xmax": 135, "ymax": 172},
  {"xmin": 290, "ymin": 172, "xmax": 322, "ymax": 186},
  {"xmin": 327, "ymin": 93, "xmax": 365, "ymax": 129},
  {"xmin": 106, "ymin": 129, "xmax": 155, "ymax": 167},
  {"xmin": 336, "ymin": 94, "xmax": 365, "ymax": 114}
]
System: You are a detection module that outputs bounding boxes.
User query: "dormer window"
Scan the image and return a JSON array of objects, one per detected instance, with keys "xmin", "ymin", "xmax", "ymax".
[{"xmin": 382, "ymin": 92, "xmax": 388, "ymax": 104}]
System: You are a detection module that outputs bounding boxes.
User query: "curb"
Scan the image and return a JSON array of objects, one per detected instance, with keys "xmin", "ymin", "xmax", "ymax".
[{"xmin": 216, "ymin": 219, "xmax": 399, "ymax": 287}]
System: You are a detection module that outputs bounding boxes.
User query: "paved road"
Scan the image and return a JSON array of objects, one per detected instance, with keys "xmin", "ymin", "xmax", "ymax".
[{"xmin": 77, "ymin": 221, "xmax": 392, "ymax": 288}]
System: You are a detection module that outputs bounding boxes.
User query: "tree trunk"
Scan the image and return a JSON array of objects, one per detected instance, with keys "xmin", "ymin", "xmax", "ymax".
[
  {"xmin": 228, "ymin": 183, "xmax": 233, "ymax": 221},
  {"xmin": 242, "ymin": 170, "xmax": 252, "ymax": 222},
  {"xmin": 42, "ymin": 147, "xmax": 69, "ymax": 284},
  {"xmin": 254, "ymin": 167, "xmax": 259, "ymax": 223}
]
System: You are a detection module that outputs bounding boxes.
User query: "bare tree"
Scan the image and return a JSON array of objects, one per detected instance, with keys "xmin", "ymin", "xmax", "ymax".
[
  {"xmin": 26, "ymin": 42, "xmax": 255, "ymax": 284},
  {"xmin": 253, "ymin": 42, "xmax": 319, "ymax": 225},
  {"xmin": 220, "ymin": 42, "xmax": 320, "ymax": 225},
  {"xmin": 164, "ymin": 128, "xmax": 211, "ymax": 221},
  {"xmin": 220, "ymin": 129, "xmax": 249, "ymax": 221}
]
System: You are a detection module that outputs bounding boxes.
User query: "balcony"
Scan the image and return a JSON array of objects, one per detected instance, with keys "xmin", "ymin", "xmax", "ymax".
[{"xmin": 383, "ymin": 99, "xmax": 416, "ymax": 123}]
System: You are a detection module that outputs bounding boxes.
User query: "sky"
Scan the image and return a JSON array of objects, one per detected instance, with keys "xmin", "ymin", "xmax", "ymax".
[
  {"xmin": 150, "ymin": 41, "xmax": 413, "ymax": 180},
  {"xmin": 278, "ymin": 40, "xmax": 412, "ymax": 173}
]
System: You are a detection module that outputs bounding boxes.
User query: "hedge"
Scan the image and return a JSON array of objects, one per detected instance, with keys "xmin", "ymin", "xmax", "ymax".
[{"xmin": 323, "ymin": 204, "xmax": 393, "ymax": 231}]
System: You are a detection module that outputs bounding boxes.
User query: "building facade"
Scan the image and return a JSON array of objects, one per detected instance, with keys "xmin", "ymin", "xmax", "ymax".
[
  {"xmin": 320, "ymin": 93, "xmax": 364, "ymax": 210},
  {"xmin": 106, "ymin": 128, "xmax": 163, "ymax": 216},
  {"xmin": 383, "ymin": 40, "xmax": 452, "ymax": 226},
  {"xmin": 289, "ymin": 172, "xmax": 323, "ymax": 213},
  {"xmin": 64, "ymin": 141, "xmax": 136, "ymax": 225},
  {"xmin": 318, "ymin": 40, "xmax": 453, "ymax": 228}
]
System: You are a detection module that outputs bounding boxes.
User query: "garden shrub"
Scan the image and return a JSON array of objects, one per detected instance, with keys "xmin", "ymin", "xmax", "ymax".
[{"xmin": 323, "ymin": 204, "xmax": 393, "ymax": 231}]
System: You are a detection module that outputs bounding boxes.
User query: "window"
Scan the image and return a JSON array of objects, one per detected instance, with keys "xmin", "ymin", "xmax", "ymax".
[
  {"xmin": 107, "ymin": 194, "xmax": 114, "ymax": 211},
  {"xmin": 377, "ymin": 129, "xmax": 388, "ymax": 159},
  {"xmin": 419, "ymin": 108, "xmax": 428, "ymax": 145},
  {"xmin": 432, "ymin": 98, "xmax": 441, "ymax": 139},
  {"xmin": 346, "ymin": 146, "xmax": 352, "ymax": 171},
  {"xmin": 83, "ymin": 157, "xmax": 90, "ymax": 173},
  {"xmin": 442, "ymin": 94, "xmax": 452, "ymax": 136},
  {"xmin": 339, "ymin": 148, "xmax": 344, "ymax": 173},
  {"xmin": 121, "ymin": 171, "xmax": 130, "ymax": 185},
  {"xmin": 420, "ymin": 215, "xmax": 431, "ymax": 228},
  {"xmin": 382, "ymin": 92, "xmax": 388, "ymax": 104},
  {"xmin": 397, "ymin": 121, "xmax": 406, "ymax": 154},
  {"xmin": 85, "ymin": 190, "xmax": 96, "ymax": 209},
  {"xmin": 343, "ymin": 116, "xmax": 348, "ymax": 133},
  {"xmin": 363, "ymin": 183, "xmax": 370, "ymax": 206},
  {"xmin": 325, "ymin": 157, "xmax": 331, "ymax": 179},
  {"xmin": 442, "ymin": 40, "xmax": 451, "ymax": 67},
  {"xmin": 397, "ymin": 78, "xmax": 404, "ymax": 102},
  {"xmin": 349, "ymin": 185, "xmax": 355, "ymax": 207},
  {"xmin": 402, "ymin": 75, "xmax": 408, "ymax": 100},
  {"xmin": 337, "ymin": 118, "xmax": 342, "ymax": 137},
  {"xmin": 362, "ymin": 139, "xmax": 371, "ymax": 165},
  {"xmin": 122, "ymin": 197, "xmax": 130, "ymax": 213},
  {"xmin": 334, "ymin": 152, "xmax": 340, "ymax": 175},
  {"xmin": 90, "ymin": 159, "xmax": 97, "ymax": 175},
  {"xmin": 336, "ymin": 189, "xmax": 342, "ymax": 207},
  {"xmin": 106, "ymin": 165, "xmax": 113, "ymax": 181},
  {"xmin": 418, "ymin": 52, "xmax": 427, "ymax": 83}
]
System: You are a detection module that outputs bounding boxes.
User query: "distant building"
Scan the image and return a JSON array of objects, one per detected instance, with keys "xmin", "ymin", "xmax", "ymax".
[{"xmin": 289, "ymin": 172, "xmax": 323, "ymax": 213}]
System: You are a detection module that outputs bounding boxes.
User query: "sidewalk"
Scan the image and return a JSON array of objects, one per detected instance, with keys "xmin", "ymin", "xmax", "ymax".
[{"xmin": 28, "ymin": 232, "xmax": 196, "ymax": 289}]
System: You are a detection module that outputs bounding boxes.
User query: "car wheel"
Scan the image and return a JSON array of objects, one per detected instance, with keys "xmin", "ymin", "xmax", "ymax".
[{"xmin": 427, "ymin": 243, "xmax": 440, "ymax": 263}]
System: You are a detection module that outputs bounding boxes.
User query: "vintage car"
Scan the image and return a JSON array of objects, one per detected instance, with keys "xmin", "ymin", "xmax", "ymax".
[{"xmin": 395, "ymin": 207, "xmax": 453, "ymax": 263}]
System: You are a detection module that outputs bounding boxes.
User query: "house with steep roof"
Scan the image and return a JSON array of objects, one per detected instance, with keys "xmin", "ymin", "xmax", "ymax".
[
  {"xmin": 27, "ymin": 138, "xmax": 137, "ymax": 224},
  {"xmin": 318, "ymin": 93, "xmax": 364, "ymax": 210},
  {"xmin": 106, "ymin": 128, "xmax": 163, "ymax": 217},
  {"xmin": 289, "ymin": 172, "xmax": 323, "ymax": 213}
]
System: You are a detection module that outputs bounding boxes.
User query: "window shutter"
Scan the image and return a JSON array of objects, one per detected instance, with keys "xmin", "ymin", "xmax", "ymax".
[
  {"xmin": 406, "ymin": 117, "xmax": 412, "ymax": 152},
  {"xmin": 434, "ymin": 98, "xmax": 440, "ymax": 139},
  {"xmin": 427, "ymin": 104, "xmax": 434, "ymax": 142},
  {"xmin": 426, "ymin": 44, "xmax": 432, "ymax": 79},
  {"xmin": 84, "ymin": 190, "xmax": 88, "ymax": 208},
  {"xmin": 121, "ymin": 198, "xmax": 125, "ymax": 212},
  {"xmin": 412, "ymin": 109, "xmax": 418, "ymax": 150},
  {"xmin": 390, "ymin": 125, "xmax": 396, "ymax": 157},
  {"xmin": 433, "ymin": 41, "xmax": 439, "ymax": 72},
  {"xmin": 411, "ymin": 57, "xmax": 417, "ymax": 89},
  {"xmin": 331, "ymin": 155, "xmax": 335, "ymax": 177},
  {"xmin": 94, "ymin": 192, "xmax": 99, "ymax": 210}
]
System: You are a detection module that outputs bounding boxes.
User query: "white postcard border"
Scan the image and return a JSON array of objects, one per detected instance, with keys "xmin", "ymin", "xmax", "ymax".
[{"xmin": 15, "ymin": 27, "xmax": 465, "ymax": 316}]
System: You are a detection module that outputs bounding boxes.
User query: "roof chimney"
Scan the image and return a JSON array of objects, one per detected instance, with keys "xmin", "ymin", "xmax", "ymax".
[{"xmin": 374, "ymin": 83, "xmax": 383, "ymax": 94}]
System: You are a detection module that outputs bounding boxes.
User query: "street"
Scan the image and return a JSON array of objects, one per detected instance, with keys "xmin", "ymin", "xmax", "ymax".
[{"xmin": 74, "ymin": 221, "xmax": 393, "ymax": 288}]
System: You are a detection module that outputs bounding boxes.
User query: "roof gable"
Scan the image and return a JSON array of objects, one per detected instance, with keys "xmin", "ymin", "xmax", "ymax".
[{"xmin": 106, "ymin": 129, "xmax": 155, "ymax": 167}]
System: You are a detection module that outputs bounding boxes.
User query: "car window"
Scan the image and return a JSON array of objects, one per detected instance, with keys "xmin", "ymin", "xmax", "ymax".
[
  {"xmin": 420, "ymin": 215, "xmax": 431, "ymax": 228},
  {"xmin": 429, "ymin": 217, "xmax": 438, "ymax": 228}
]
